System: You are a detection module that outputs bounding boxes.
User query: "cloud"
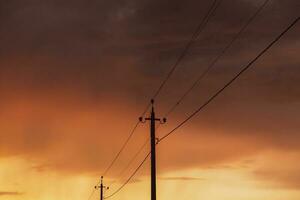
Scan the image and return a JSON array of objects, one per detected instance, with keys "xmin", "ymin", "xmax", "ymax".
[
  {"xmin": 0, "ymin": 0, "xmax": 299, "ymax": 179},
  {"xmin": 159, "ymin": 176, "xmax": 205, "ymax": 181},
  {"xmin": 254, "ymin": 169, "xmax": 300, "ymax": 189},
  {"xmin": 252, "ymin": 151, "xmax": 300, "ymax": 189},
  {"xmin": 0, "ymin": 191, "xmax": 24, "ymax": 196}
]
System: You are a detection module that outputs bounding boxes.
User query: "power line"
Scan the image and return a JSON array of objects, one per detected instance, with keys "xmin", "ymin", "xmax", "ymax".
[
  {"xmin": 152, "ymin": 0, "xmax": 222, "ymax": 100},
  {"xmin": 90, "ymin": 106, "xmax": 150, "ymax": 200},
  {"xmin": 104, "ymin": 16, "xmax": 299, "ymax": 199},
  {"xmin": 108, "ymin": 122, "xmax": 163, "ymax": 189},
  {"xmin": 101, "ymin": 0, "xmax": 221, "ymax": 183},
  {"xmin": 101, "ymin": 1, "xmax": 223, "ymax": 197},
  {"xmin": 104, "ymin": 151, "xmax": 151, "ymax": 199},
  {"xmin": 87, "ymin": 188, "xmax": 97, "ymax": 200},
  {"xmin": 108, "ymin": 117, "xmax": 166, "ymax": 189},
  {"xmin": 103, "ymin": 121, "xmax": 139, "ymax": 176},
  {"xmin": 106, "ymin": 0, "xmax": 222, "ymax": 182},
  {"xmin": 159, "ymin": 17, "xmax": 299, "ymax": 143},
  {"xmin": 117, "ymin": 138, "xmax": 149, "ymax": 178},
  {"xmin": 102, "ymin": 98, "xmax": 151, "ymax": 177},
  {"xmin": 88, "ymin": 0, "xmax": 265, "ymax": 197},
  {"xmin": 164, "ymin": 0, "xmax": 270, "ymax": 117},
  {"xmin": 98, "ymin": 1, "xmax": 297, "ymax": 198},
  {"xmin": 85, "ymin": 1, "xmax": 221, "ymax": 199},
  {"xmin": 107, "ymin": 138, "xmax": 149, "ymax": 188}
]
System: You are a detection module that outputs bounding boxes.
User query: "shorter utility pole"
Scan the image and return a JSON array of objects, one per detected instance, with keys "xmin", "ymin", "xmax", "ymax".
[
  {"xmin": 139, "ymin": 99, "xmax": 166, "ymax": 200},
  {"xmin": 95, "ymin": 176, "xmax": 109, "ymax": 200}
]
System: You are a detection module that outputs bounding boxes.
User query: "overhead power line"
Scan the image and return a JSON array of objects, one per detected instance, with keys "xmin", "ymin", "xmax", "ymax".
[
  {"xmin": 102, "ymin": 98, "xmax": 151, "ymax": 177},
  {"xmin": 89, "ymin": 0, "xmax": 226, "ymax": 199},
  {"xmin": 101, "ymin": 0, "xmax": 222, "ymax": 184},
  {"xmin": 103, "ymin": 121, "xmax": 140, "ymax": 176},
  {"xmin": 159, "ymin": 17, "xmax": 299, "ymax": 142},
  {"xmin": 101, "ymin": 0, "xmax": 269, "ymax": 195},
  {"xmin": 104, "ymin": 152, "xmax": 151, "ymax": 199},
  {"xmin": 89, "ymin": 105, "xmax": 150, "ymax": 200},
  {"xmin": 103, "ymin": 16, "xmax": 299, "ymax": 198},
  {"xmin": 87, "ymin": 1, "xmax": 219, "ymax": 198},
  {"xmin": 107, "ymin": 138, "xmax": 149, "ymax": 188},
  {"xmin": 87, "ymin": 188, "xmax": 97, "ymax": 200},
  {"xmin": 164, "ymin": 0, "xmax": 270, "ymax": 117},
  {"xmin": 152, "ymin": 0, "xmax": 222, "ymax": 100},
  {"xmin": 105, "ymin": 0, "xmax": 223, "ymax": 184}
]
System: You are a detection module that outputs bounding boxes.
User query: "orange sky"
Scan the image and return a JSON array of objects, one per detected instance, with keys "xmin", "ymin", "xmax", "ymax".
[{"xmin": 0, "ymin": 0, "xmax": 300, "ymax": 200}]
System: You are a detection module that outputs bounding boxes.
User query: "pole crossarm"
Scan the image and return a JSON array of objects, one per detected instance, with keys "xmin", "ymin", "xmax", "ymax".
[{"xmin": 95, "ymin": 176, "xmax": 109, "ymax": 200}]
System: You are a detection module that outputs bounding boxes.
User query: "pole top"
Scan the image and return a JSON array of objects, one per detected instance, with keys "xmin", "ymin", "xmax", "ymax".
[{"xmin": 150, "ymin": 99, "xmax": 154, "ymax": 112}]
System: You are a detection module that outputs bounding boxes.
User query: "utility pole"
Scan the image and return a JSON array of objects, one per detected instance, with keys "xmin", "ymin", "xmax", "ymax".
[
  {"xmin": 95, "ymin": 176, "xmax": 109, "ymax": 200},
  {"xmin": 140, "ymin": 99, "xmax": 166, "ymax": 200}
]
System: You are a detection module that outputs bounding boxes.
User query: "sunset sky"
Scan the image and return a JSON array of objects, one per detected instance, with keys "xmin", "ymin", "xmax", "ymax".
[{"xmin": 0, "ymin": 0, "xmax": 300, "ymax": 200}]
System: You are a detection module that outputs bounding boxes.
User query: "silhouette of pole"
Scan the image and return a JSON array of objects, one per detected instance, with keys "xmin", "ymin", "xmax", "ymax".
[
  {"xmin": 95, "ymin": 176, "xmax": 109, "ymax": 200},
  {"xmin": 150, "ymin": 101, "xmax": 157, "ymax": 200},
  {"xmin": 140, "ymin": 99, "xmax": 166, "ymax": 200},
  {"xmin": 100, "ymin": 178, "xmax": 103, "ymax": 200}
]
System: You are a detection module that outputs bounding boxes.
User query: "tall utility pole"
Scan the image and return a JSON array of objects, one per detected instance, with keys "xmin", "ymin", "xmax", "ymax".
[
  {"xmin": 95, "ymin": 176, "xmax": 109, "ymax": 200},
  {"xmin": 140, "ymin": 99, "xmax": 166, "ymax": 200}
]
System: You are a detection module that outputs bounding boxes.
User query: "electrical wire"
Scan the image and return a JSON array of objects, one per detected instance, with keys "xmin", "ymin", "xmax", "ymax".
[
  {"xmin": 103, "ymin": 16, "xmax": 299, "ymax": 198},
  {"xmin": 103, "ymin": 121, "xmax": 140, "ymax": 176},
  {"xmin": 90, "ymin": 106, "xmax": 150, "ymax": 199},
  {"xmin": 107, "ymin": 138, "xmax": 149, "ymax": 188},
  {"xmin": 104, "ymin": 151, "xmax": 151, "ymax": 199},
  {"xmin": 159, "ymin": 17, "xmax": 299, "ymax": 143},
  {"xmin": 87, "ymin": 188, "xmax": 97, "ymax": 200},
  {"xmin": 163, "ymin": 0, "xmax": 270, "ymax": 117},
  {"xmin": 102, "ymin": 0, "xmax": 221, "ymax": 182},
  {"xmin": 86, "ymin": 0, "xmax": 222, "ymax": 199},
  {"xmin": 152, "ymin": 0, "xmax": 222, "ymax": 100}
]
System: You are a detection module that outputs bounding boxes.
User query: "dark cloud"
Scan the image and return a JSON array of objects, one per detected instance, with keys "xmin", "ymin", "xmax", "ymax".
[{"xmin": 0, "ymin": 0, "xmax": 299, "ymax": 178}]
